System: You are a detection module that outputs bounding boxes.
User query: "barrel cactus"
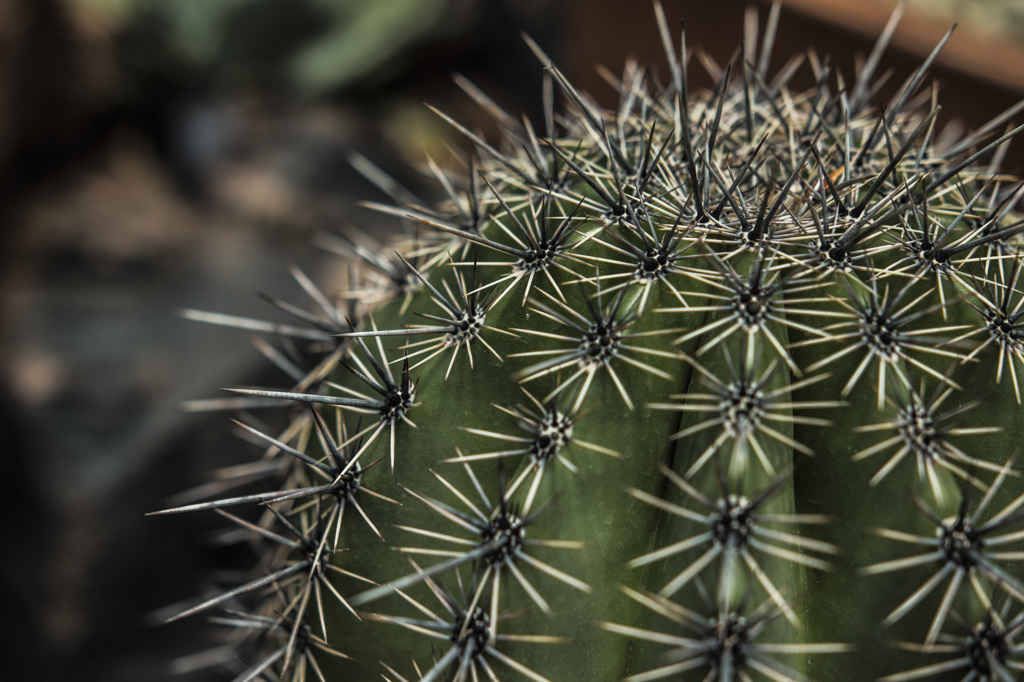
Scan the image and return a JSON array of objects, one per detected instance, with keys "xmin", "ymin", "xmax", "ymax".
[{"xmin": 161, "ymin": 3, "xmax": 1024, "ymax": 680}]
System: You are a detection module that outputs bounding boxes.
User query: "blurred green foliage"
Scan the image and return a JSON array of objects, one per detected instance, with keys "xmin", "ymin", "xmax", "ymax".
[{"xmin": 77, "ymin": 0, "xmax": 452, "ymax": 93}]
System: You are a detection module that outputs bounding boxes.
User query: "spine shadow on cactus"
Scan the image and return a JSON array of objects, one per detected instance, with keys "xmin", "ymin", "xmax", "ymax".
[{"xmin": 158, "ymin": 1, "xmax": 1024, "ymax": 680}]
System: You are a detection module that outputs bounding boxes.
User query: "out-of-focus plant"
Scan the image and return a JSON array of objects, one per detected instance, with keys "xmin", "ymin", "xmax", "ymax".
[{"xmin": 80, "ymin": 0, "xmax": 455, "ymax": 93}]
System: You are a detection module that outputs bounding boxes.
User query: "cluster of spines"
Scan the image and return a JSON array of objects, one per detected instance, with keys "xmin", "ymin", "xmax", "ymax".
[{"xmin": 160, "ymin": 2, "xmax": 1024, "ymax": 680}]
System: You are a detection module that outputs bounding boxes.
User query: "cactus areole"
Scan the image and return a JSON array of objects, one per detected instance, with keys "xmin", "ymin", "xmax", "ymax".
[{"xmin": 165, "ymin": 3, "xmax": 1024, "ymax": 681}]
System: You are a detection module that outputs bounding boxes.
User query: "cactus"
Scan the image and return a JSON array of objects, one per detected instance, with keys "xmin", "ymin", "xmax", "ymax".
[{"xmin": 161, "ymin": 3, "xmax": 1024, "ymax": 681}]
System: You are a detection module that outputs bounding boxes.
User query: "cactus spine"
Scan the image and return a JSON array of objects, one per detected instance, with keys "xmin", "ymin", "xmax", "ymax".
[{"xmin": 163, "ymin": 3, "xmax": 1024, "ymax": 680}]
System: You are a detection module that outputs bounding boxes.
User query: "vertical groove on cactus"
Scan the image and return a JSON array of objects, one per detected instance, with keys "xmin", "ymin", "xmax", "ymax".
[{"xmin": 159, "ymin": 2, "xmax": 1024, "ymax": 680}]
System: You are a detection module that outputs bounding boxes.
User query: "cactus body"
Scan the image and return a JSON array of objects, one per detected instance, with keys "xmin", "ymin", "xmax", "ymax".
[{"xmin": 165, "ymin": 4, "xmax": 1024, "ymax": 681}]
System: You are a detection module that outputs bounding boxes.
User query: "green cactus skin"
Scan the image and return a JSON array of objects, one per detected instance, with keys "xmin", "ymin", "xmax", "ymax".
[{"xmin": 161, "ymin": 3, "xmax": 1024, "ymax": 681}]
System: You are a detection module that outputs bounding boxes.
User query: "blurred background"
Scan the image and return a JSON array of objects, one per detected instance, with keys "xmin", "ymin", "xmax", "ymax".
[{"xmin": 1, "ymin": 0, "xmax": 1023, "ymax": 680}]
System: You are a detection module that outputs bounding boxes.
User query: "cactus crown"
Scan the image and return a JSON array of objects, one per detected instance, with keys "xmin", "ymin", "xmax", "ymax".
[{"xmin": 163, "ymin": 3, "xmax": 1024, "ymax": 681}]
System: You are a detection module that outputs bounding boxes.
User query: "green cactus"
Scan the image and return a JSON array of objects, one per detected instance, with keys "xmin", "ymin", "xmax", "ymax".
[{"xmin": 161, "ymin": 3, "xmax": 1024, "ymax": 680}]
